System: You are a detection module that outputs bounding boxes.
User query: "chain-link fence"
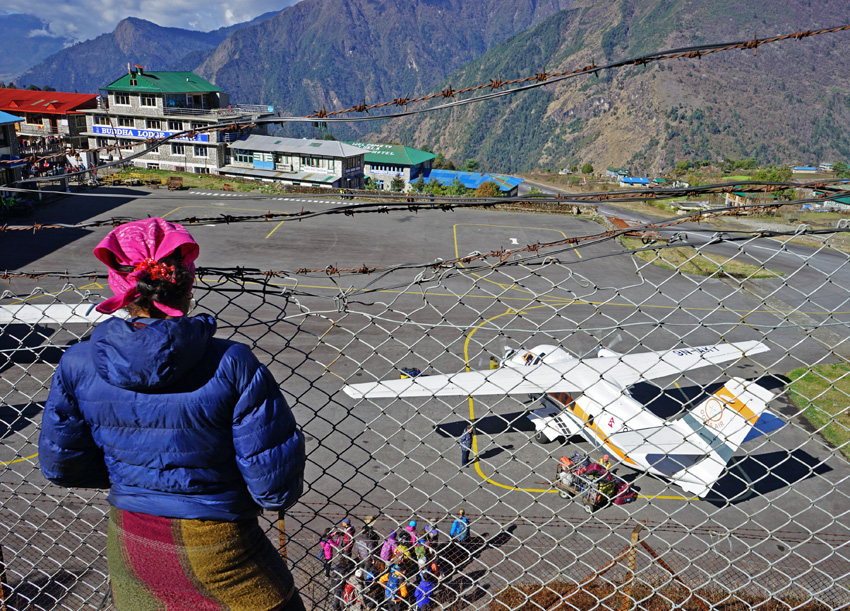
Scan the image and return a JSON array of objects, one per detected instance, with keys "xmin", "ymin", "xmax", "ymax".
[{"xmin": 1, "ymin": 206, "xmax": 849, "ymax": 610}]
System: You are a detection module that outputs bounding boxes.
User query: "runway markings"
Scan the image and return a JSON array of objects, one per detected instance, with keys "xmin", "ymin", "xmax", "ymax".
[{"xmin": 188, "ymin": 191, "xmax": 331, "ymax": 203}]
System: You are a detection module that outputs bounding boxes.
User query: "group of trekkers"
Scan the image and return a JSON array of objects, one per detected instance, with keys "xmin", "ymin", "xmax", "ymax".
[{"xmin": 319, "ymin": 509, "xmax": 472, "ymax": 610}]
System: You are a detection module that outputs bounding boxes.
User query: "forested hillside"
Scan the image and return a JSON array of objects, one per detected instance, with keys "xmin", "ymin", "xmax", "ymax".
[{"xmin": 371, "ymin": 0, "xmax": 850, "ymax": 172}]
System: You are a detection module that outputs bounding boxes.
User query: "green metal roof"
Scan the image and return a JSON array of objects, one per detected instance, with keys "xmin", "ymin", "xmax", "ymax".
[
  {"xmin": 103, "ymin": 71, "xmax": 221, "ymax": 94},
  {"xmin": 346, "ymin": 142, "xmax": 436, "ymax": 166}
]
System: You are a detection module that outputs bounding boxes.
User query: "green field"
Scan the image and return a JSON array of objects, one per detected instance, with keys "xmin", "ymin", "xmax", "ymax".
[{"xmin": 788, "ymin": 363, "xmax": 850, "ymax": 460}]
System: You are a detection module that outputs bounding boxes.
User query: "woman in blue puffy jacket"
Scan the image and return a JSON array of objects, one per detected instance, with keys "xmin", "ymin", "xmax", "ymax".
[{"xmin": 38, "ymin": 218, "xmax": 307, "ymax": 611}]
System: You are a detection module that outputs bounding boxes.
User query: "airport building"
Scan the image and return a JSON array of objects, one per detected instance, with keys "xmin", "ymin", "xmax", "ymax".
[
  {"xmin": 82, "ymin": 68, "xmax": 273, "ymax": 174},
  {"xmin": 346, "ymin": 142, "xmax": 435, "ymax": 191},
  {"xmin": 220, "ymin": 135, "xmax": 367, "ymax": 189},
  {"xmin": 0, "ymin": 90, "xmax": 98, "ymax": 152}
]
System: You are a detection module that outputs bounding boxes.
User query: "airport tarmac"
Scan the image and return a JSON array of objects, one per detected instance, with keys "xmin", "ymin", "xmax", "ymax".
[{"xmin": 2, "ymin": 186, "xmax": 849, "ymax": 609}]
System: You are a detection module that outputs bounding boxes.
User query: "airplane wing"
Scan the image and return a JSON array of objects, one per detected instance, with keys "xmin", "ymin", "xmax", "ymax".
[
  {"xmin": 344, "ymin": 341, "xmax": 768, "ymax": 400},
  {"xmin": 0, "ymin": 303, "xmax": 114, "ymax": 325},
  {"xmin": 343, "ymin": 366, "xmax": 585, "ymax": 399},
  {"xmin": 586, "ymin": 341, "xmax": 769, "ymax": 389}
]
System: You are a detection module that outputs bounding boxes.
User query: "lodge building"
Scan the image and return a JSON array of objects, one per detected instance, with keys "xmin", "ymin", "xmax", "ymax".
[{"xmin": 83, "ymin": 68, "xmax": 272, "ymax": 174}]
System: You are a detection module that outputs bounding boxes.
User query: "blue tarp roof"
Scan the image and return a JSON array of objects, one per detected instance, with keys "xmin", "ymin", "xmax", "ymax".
[
  {"xmin": 0, "ymin": 110, "xmax": 22, "ymax": 125},
  {"xmin": 621, "ymin": 177, "xmax": 650, "ymax": 184},
  {"xmin": 423, "ymin": 169, "xmax": 523, "ymax": 191}
]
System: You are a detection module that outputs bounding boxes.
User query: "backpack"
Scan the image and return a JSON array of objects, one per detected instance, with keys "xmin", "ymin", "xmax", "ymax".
[{"xmin": 614, "ymin": 481, "xmax": 638, "ymax": 505}]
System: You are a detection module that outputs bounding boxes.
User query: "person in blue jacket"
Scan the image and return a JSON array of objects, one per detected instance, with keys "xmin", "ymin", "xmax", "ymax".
[{"xmin": 38, "ymin": 218, "xmax": 306, "ymax": 611}]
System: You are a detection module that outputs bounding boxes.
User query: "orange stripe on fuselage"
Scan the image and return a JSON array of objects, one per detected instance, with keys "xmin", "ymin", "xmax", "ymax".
[
  {"xmin": 550, "ymin": 394, "xmax": 639, "ymax": 467},
  {"xmin": 716, "ymin": 387, "xmax": 759, "ymax": 425}
]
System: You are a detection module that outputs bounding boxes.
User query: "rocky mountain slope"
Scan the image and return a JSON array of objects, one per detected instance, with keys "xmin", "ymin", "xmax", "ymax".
[
  {"xmin": 371, "ymin": 0, "xmax": 850, "ymax": 172},
  {"xmin": 16, "ymin": 13, "xmax": 279, "ymax": 94},
  {"xmin": 195, "ymin": 0, "xmax": 574, "ymax": 136}
]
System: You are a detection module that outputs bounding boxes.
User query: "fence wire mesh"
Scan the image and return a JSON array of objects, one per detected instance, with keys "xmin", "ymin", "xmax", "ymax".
[{"xmin": 1, "ymin": 209, "xmax": 849, "ymax": 611}]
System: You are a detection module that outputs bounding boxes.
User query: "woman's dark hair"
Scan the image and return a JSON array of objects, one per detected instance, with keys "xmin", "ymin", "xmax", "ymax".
[{"xmin": 116, "ymin": 251, "xmax": 193, "ymax": 317}]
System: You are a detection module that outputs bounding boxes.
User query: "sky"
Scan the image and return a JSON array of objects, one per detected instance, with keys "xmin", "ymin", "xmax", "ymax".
[{"xmin": 3, "ymin": 0, "xmax": 300, "ymax": 43}]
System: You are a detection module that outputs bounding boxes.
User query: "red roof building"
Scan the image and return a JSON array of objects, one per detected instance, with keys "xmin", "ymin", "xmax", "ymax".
[{"xmin": 0, "ymin": 90, "xmax": 99, "ymax": 149}]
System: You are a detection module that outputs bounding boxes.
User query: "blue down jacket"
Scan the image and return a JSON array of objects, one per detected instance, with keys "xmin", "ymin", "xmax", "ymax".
[{"xmin": 39, "ymin": 313, "xmax": 305, "ymax": 521}]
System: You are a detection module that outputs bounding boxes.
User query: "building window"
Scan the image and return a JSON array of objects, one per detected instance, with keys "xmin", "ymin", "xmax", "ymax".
[
  {"xmin": 191, "ymin": 122, "xmax": 204, "ymax": 130},
  {"xmin": 168, "ymin": 120, "xmax": 182, "ymax": 131},
  {"xmin": 119, "ymin": 139, "xmax": 134, "ymax": 148},
  {"xmin": 140, "ymin": 94, "xmax": 156, "ymax": 107},
  {"xmin": 117, "ymin": 117, "xmax": 134, "ymax": 127},
  {"xmin": 194, "ymin": 145, "xmax": 208, "ymax": 157},
  {"xmin": 233, "ymin": 149, "xmax": 252, "ymax": 164},
  {"xmin": 25, "ymin": 114, "xmax": 42, "ymax": 125},
  {"xmin": 147, "ymin": 163, "xmax": 159, "ymax": 170},
  {"xmin": 146, "ymin": 119, "xmax": 162, "ymax": 130},
  {"xmin": 194, "ymin": 167, "xmax": 210, "ymax": 174},
  {"xmin": 172, "ymin": 143, "xmax": 185, "ymax": 156},
  {"xmin": 114, "ymin": 93, "xmax": 130, "ymax": 105}
]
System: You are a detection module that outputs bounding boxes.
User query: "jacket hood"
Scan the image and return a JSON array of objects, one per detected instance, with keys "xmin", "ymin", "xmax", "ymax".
[{"xmin": 92, "ymin": 314, "xmax": 216, "ymax": 390}]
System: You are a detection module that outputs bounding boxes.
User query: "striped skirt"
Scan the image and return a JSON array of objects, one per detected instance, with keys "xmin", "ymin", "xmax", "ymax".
[{"xmin": 107, "ymin": 506, "xmax": 299, "ymax": 611}]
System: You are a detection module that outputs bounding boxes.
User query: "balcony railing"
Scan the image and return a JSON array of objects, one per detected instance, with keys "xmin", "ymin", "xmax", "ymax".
[{"xmin": 164, "ymin": 104, "xmax": 274, "ymax": 118}]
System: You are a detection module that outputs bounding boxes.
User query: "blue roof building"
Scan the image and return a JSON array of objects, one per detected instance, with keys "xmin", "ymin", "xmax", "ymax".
[
  {"xmin": 423, "ymin": 169, "xmax": 523, "ymax": 196},
  {"xmin": 619, "ymin": 176, "xmax": 651, "ymax": 187}
]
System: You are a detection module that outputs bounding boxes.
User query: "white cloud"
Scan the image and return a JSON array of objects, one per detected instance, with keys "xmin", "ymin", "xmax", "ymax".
[{"xmin": 4, "ymin": 0, "xmax": 298, "ymax": 42}]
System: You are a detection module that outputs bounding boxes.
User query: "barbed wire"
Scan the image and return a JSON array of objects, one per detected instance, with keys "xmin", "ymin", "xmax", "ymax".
[
  {"xmin": 3, "ymin": 205, "xmax": 848, "ymax": 282},
  {"xmin": 0, "ymin": 181, "xmax": 846, "ymax": 235},
  {"xmin": 300, "ymin": 24, "xmax": 850, "ymax": 119}
]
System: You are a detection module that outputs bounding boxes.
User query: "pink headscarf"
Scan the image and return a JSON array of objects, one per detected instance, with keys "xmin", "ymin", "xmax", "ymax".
[{"xmin": 93, "ymin": 218, "xmax": 199, "ymax": 316}]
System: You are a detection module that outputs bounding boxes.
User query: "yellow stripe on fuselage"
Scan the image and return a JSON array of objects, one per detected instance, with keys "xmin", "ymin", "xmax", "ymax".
[{"xmin": 551, "ymin": 395, "xmax": 639, "ymax": 467}]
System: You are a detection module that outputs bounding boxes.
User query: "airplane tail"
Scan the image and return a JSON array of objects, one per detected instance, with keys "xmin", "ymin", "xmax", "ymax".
[{"xmin": 673, "ymin": 378, "xmax": 774, "ymax": 497}]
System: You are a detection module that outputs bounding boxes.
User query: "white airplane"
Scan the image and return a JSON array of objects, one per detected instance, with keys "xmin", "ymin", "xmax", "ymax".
[{"xmin": 344, "ymin": 340, "xmax": 778, "ymax": 498}]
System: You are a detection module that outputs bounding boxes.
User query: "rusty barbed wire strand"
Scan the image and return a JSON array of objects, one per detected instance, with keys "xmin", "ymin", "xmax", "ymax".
[
  {"xmin": 3, "ymin": 197, "xmax": 847, "ymax": 281},
  {"xmin": 0, "ymin": 180, "xmax": 843, "ymax": 233}
]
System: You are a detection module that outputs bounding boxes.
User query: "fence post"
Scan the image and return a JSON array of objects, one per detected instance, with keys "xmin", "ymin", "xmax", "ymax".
[
  {"xmin": 0, "ymin": 542, "xmax": 7, "ymax": 611},
  {"xmin": 278, "ymin": 511, "xmax": 287, "ymax": 561},
  {"xmin": 620, "ymin": 523, "xmax": 643, "ymax": 611}
]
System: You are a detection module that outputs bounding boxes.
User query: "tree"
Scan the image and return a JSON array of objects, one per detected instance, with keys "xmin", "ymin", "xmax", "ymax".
[
  {"xmin": 27, "ymin": 84, "xmax": 41, "ymax": 91},
  {"xmin": 364, "ymin": 177, "xmax": 378, "ymax": 190},
  {"xmin": 833, "ymin": 161, "xmax": 849, "ymax": 178},
  {"xmin": 475, "ymin": 181, "xmax": 500, "ymax": 198},
  {"xmin": 460, "ymin": 158, "xmax": 480, "ymax": 172},
  {"xmin": 753, "ymin": 166, "xmax": 792, "ymax": 182},
  {"xmin": 433, "ymin": 153, "xmax": 456, "ymax": 170},
  {"xmin": 570, "ymin": 165, "xmax": 578, "ymax": 173},
  {"xmin": 391, "ymin": 174, "xmax": 406, "ymax": 192},
  {"xmin": 445, "ymin": 178, "xmax": 468, "ymax": 196},
  {"xmin": 322, "ymin": 133, "xmax": 337, "ymax": 141},
  {"xmin": 412, "ymin": 176, "xmax": 426, "ymax": 193},
  {"xmin": 581, "ymin": 163, "xmax": 594, "ymax": 174}
]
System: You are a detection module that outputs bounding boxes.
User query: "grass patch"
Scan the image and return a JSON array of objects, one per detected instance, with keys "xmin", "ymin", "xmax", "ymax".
[
  {"xmin": 788, "ymin": 362, "xmax": 850, "ymax": 460},
  {"xmin": 619, "ymin": 237, "xmax": 782, "ymax": 279}
]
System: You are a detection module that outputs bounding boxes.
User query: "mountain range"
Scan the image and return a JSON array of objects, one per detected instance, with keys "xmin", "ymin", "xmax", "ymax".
[{"xmin": 12, "ymin": 0, "xmax": 850, "ymax": 172}]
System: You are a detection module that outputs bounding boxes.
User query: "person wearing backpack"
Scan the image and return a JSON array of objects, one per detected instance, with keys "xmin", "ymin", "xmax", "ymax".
[{"xmin": 319, "ymin": 528, "xmax": 339, "ymax": 579}]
